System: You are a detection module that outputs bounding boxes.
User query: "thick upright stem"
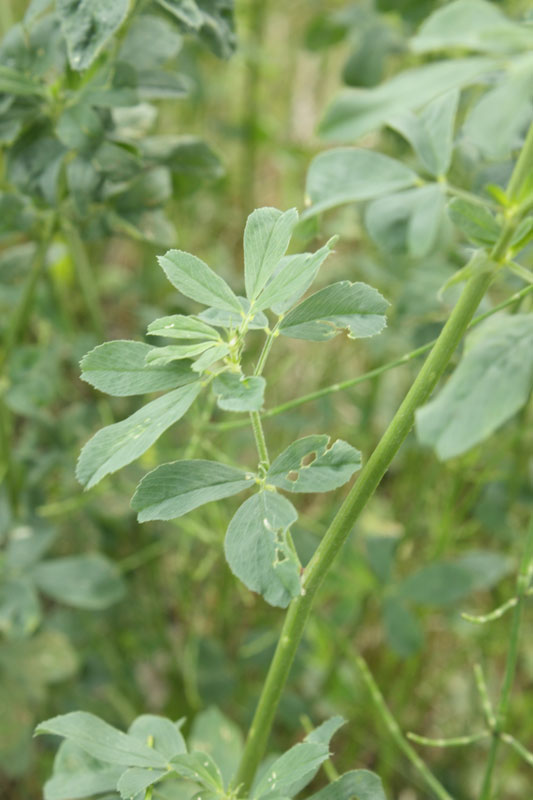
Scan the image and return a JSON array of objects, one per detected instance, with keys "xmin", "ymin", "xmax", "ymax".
[{"xmin": 234, "ymin": 268, "xmax": 493, "ymax": 793}]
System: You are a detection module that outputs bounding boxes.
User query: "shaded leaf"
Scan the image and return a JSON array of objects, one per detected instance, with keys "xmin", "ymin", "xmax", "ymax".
[
  {"xmin": 189, "ymin": 708, "xmax": 243, "ymax": 788},
  {"xmin": 131, "ymin": 460, "xmax": 255, "ymax": 522},
  {"xmin": 382, "ymin": 597, "xmax": 423, "ymax": 658},
  {"xmin": 32, "ymin": 554, "xmax": 125, "ymax": 610},
  {"xmin": 267, "ymin": 435, "xmax": 361, "ymax": 493},
  {"xmin": 447, "ymin": 198, "xmax": 500, "ymax": 246},
  {"xmin": 57, "ymin": 0, "xmax": 130, "ymax": 70},
  {"xmin": 306, "ymin": 769, "xmax": 387, "ymax": 800},
  {"xmin": 225, "ymin": 493, "xmax": 301, "ymax": 608},
  {"xmin": 169, "ymin": 751, "xmax": 224, "ymax": 791},
  {"xmin": 44, "ymin": 741, "xmax": 123, "ymax": 800},
  {"xmin": 213, "ymin": 373, "xmax": 266, "ymax": 412},
  {"xmin": 279, "ymin": 281, "xmax": 388, "ymax": 341},
  {"xmin": 77, "ymin": 382, "xmax": 201, "ymax": 488}
]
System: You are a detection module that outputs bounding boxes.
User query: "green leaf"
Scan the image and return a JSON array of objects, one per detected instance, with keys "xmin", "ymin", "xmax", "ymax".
[
  {"xmin": 253, "ymin": 741, "xmax": 330, "ymax": 800},
  {"xmin": 0, "ymin": 577, "xmax": 41, "ymax": 638},
  {"xmin": 304, "ymin": 149, "xmax": 418, "ymax": 217},
  {"xmin": 189, "ymin": 708, "xmax": 243, "ymax": 788},
  {"xmin": 382, "ymin": 597, "xmax": 423, "ymax": 658},
  {"xmin": 131, "ymin": 460, "xmax": 255, "ymax": 522},
  {"xmin": 416, "ymin": 314, "xmax": 533, "ymax": 459},
  {"xmin": 267, "ymin": 435, "xmax": 361, "ymax": 493},
  {"xmin": 147, "ymin": 315, "xmax": 220, "ymax": 341},
  {"xmin": 157, "ymin": 0, "xmax": 236, "ymax": 59},
  {"xmin": 56, "ymin": 104, "xmax": 104, "ymax": 153},
  {"xmin": 32, "ymin": 554, "xmax": 125, "ymax": 610},
  {"xmin": 306, "ymin": 770, "xmax": 388, "ymax": 800},
  {"xmin": 279, "ymin": 281, "xmax": 388, "ymax": 342},
  {"xmin": 410, "ymin": 0, "xmax": 531, "ymax": 55},
  {"xmin": 398, "ymin": 562, "xmax": 474, "ymax": 607},
  {"xmin": 191, "ymin": 343, "xmax": 231, "ymax": 373},
  {"xmin": 447, "ymin": 198, "xmax": 500, "ymax": 246},
  {"xmin": 225, "ymin": 492, "xmax": 301, "ymax": 608},
  {"xmin": 0, "ymin": 64, "xmax": 44, "ymax": 96},
  {"xmin": 5, "ymin": 524, "xmax": 57, "ymax": 570},
  {"xmin": 158, "ymin": 249, "xmax": 242, "ymax": 313},
  {"xmin": 457, "ymin": 550, "xmax": 513, "ymax": 592},
  {"xmin": 57, "ymin": 0, "xmax": 130, "ymax": 70},
  {"xmin": 212, "ymin": 373, "xmax": 266, "ymax": 412},
  {"xmin": 169, "ymin": 751, "xmax": 224, "ymax": 791},
  {"xmin": 387, "ymin": 90, "xmax": 459, "ymax": 177},
  {"xmin": 117, "ymin": 767, "xmax": 166, "ymax": 800},
  {"xmin": 81, "ymin": 341, "xmax": 197, "ymax": 396},
  {"xmin": 44, "ymin": 741, "xmax": 123, "ymax": 800},
  {"xmin": 146, "ymin": 341, "xmax": 217, "ymax": 366},
  {"xmin": 244, "ymin": 207, "xmax": 299, "ymax": 300},
  {"xmin": 365, "ymin": 185, "xmax": 445, "ymax": 258},
  {"xmin": 128, "ymin": 715, "xmax": 186, "ymax": 760},
  {"xmin": 77, "ymin": 382, "xmax": 201, "ymax": 488},
  {"xmin": 256, "ymin": 238, "xmax": 337, "ymax": 313},
  {"xmin": 35, "ymin": 713, "xmax": 167, "ymax": 768},
  {"xmin": 318, "ymin": 58, "xmax": 497, "ymax": 141},
  {"xmin": 198, "ymin": 298, "xmax": 268, "ymax": 330}
]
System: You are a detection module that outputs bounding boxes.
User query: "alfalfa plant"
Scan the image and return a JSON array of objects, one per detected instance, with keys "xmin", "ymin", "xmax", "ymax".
[{"xmin": 35, "ymin": 103, "xmax": 533, "ymax": 797}]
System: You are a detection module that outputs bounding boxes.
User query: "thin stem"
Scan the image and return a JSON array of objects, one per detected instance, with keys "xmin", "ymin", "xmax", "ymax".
[
  {"xmin": 250, "ymin": 410, "xmax": 269, "ymax": 471},
  {"xmin": 254, "ymin": 324, "xmax": 279, "ymax": 377},
  {"xmin": 62, "ymin": 219, "xmax": 105, "ymax": 339},
  {"xmin": 507, "ymin": 122, "xmax": 533, "ymax": 203},
  {"xmin": 501, "ymin": 733, "xmax": 533, "ymax": 767},
  {"xmin": 211, "ymin": 284, "xmax": 533, "ymax": 433},
  {"xmin": 353, "ymin": 652, "xmax": 454, "ymax": 800},
  {"xmin": 462, "ymin": 597, "xmax": 517, "ymax": 625},
  {"xmin": 479, "ymin": 516, "xmax": 533, "ymax": 800},
  {"xmin": 407, "ymin": 731, "xmax": 490, "ymax": 748},
  {"xmin": 474, "ymin": 664, "xmax": 496, "ymax": 730},
  {"xmin": 445, "ymin": 183, "xmax": 500, "ymax": 211}
]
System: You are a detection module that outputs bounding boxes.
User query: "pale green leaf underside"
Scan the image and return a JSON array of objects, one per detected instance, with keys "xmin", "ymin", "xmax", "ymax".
[
  {"xmin": 192, "ymin": 343, "xmax": 231, "ymax": 372},
  {"xmin": 131, "ymin": 459, "xmax": 255, "ymax": 522},
  {"xmin": 44, "ymin": 766, "xmax": 123, "ymax": 800},
  {"xmin": 77, "ymin": 382, "xmax": 201, "ymax": 489},
  {"xmin": 416, "ymin": 314, "xmax": 533, "ymax": 459},
  {"xmin": 158, "ymin": 249, "xmax": 242, "ymax": 313},
  {"xmin": 57, "ymin": 0, "xmax": 130, "ymax": 70},
  {"xmin": 117, "ymin": 767, "xmax": 166, "ymax": 799},
  {"xmin": 279, "ymin": 281, "xmax": 388, "ymax": 341},
  {"xmin": 304, "ymin": 148, "xmax": 418, "ymax": 216},
  {"xmin": 225, "ymin": 492, "xmax": 301, "ymax": 608},
  {"xmin": 213, "ymin": 373, "xmax": 266, "ymax": 412},
  {"xmin": 306, "ymin": 770, "xmax": 388, "ymax": 800},
  {"xmin": 244, "ymin": 207, "xmax": 299, "ymax": 300},
  {"xmin": 318, "ymin": 57, "xmax": 497, "ymax": 141},
  {"xmin": 81, "ymin": 340, "xmax": 196, "ymax": 396},
  {"xmin": 128, "ymin": 715, "xmax": 186, "ymax": 761},
  {"xmin": 169, "ymin": 751, "xmax": 224, "ymax": 791},
  {"xmin": 147, "ymin": 314, "xmax": 220, "ymax": 341},
  {"xmin": 146, "ymin": 341, "xmax": 216, "ymax": 366},
  {"xmin": 254, "ymin": 742, "xmax": 329, "ymax": 800},
  {"xmin": 267, "ymin": 435, "xmax": 362, "ymax": 493},
  {"xmin": 198, "ymin": 297, "xmax": 269, "ymax": 330},
  {"xmin": 35, "ymin": 713, "xmax": 167, "ymax": 769}
]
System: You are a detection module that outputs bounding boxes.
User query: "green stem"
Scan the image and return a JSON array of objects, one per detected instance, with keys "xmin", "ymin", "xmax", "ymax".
[
  {"xmin": 234, "ymin": 268, "xmax": 494, "ymax": 793},
  {"xmin": 479, "ymin": 516, "xmax": 533, "ymax": 800},
  {"xmin": 507, "ymin": 123, "xmax": 533, "ymax": 203},
  {"xmin": 353, "ymin": 653, "xmax": 454, "ymax": 800},
  {"xmin": 254, "ymin": 324, "xmax": 279, "ymax": 377},
  {"xmin": 250, "ymin": 410, "xmax": 269, "ymax": 472},
  {"xmin": 62, "ymin": 219, "xmax": 105, "ymax": 339},
  {"xmin": 211, "ymin": 284, "xmax": 533, "ymax": 433}
]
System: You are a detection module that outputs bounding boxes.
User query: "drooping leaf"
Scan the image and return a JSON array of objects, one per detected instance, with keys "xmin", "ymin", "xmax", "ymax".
[
  {"xmin": 387, "ymin": 90, "xmax": 459, "ymax": 177},
  {"xmin": 77, "ymin": 382, "xmax": 202, "ymax": 488},
  {"xmin": 147, "ymin": 315, "xmax": 220, "ymax": 341},
  {"xmin": 279, "ymin": 281, "xmax": 388, "ymax": 341},
  {"xmin": 244, "ymin": 207, "xmax": 299, "ymax": 300},
  {"xmin": 318, "ymin": 58, "xmax": 497, "ymax": 141},
  {"xmin": 81, "ymin": 341, "xmax": 197, "ymax": 396},
  {"xmin": 169, "ymin": 751, "xmax": 224, "ymax": 791},
  {"xmin": 253, "ymin": 741, "xmax": 330, "ymax": 800},
  {"xmin": 410, "ymin": 0, "xmax": 531, "ymax": 55},
  {"xmin": 267, "ymin": 435, "xmax": 361, "ymax": 493},
  {"xmin": 304, "ymin": 148, "xmax": 418, "ymax": 217},
  {"xmin": 131, "ymin": 460, "xmax": 255, "ymax": 522},
  {"xmin": 257, "ymin": 238, "xmax": 337, "ymax": 313},
  {"xmin": 189, "ymin": 708, "xmax": 243, "ymax": 788},
  {"xmin": 57, "ymin": 0, "xmax": 130, "ymax": 70},
  {"xmin": 32, "ymin": 554, "xmax": 125, "ymax": 610},
  {"xmin": 35, "ymin": 713, "xmax": 167, "ymax": 768},
  {"xmin": 158, "ymin": 249, "xmax": 242, "ymax": 313},
  {"xmin": 198, "ymin": 297, "xmax": 268, "ymax": 330},
  {"xmin": 225, "ymin": 492, "xmax": 301, "ymax": 608},
  {"xmin": 447, "ymin": 198, "xmax": 500, "ymax": 246},
  {"xmin": 117, "ymin": 767, "xmax": 166, "ymax": 800},
  {"xmin": 416, "ymin": 314, "xmax": 533, "ymax": 459},
  {"xmin": 306, "ymin": 770, "xmax": 388, "ymax": 800},
  {"xmin": 212, "ymin": 373, "xmax": 266, "ymax": 412}
]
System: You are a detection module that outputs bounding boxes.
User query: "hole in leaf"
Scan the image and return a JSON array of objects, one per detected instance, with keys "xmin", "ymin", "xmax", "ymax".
[{"xmin": 300, "ymin": 451, "xmax": 317, "ymax": 467}]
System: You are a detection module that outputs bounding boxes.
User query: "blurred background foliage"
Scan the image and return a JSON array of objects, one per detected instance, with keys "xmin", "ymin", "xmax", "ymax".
[{"xmin": 0, "ymin": 1, "xmax": 532, "ymax": 799}]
